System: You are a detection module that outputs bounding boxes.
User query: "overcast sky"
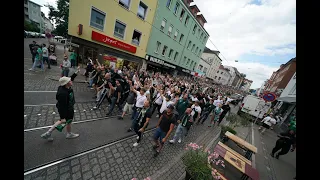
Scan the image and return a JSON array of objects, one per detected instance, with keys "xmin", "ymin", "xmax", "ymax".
[{"xmin": 33, "ymin": 0, "xmax": 296, "ymax": 89}]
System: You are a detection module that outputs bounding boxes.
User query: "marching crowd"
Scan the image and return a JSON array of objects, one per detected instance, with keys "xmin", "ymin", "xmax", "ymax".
[{"xmin": 40, "ymin": 56, "xmax": 247, "ymax": 157}]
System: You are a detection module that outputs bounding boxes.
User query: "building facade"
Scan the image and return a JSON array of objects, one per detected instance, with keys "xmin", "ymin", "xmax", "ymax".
[
  {"xmin": 25, "ymin": 0, "xmax": 43, "ymax": 31},
  {"xmin": 42, "ymin": 16, "xmax": 54, "ymax": 32},
  {"xmin": 278, "ymin": 72, "xmax": 296, "ymax": 103},
  {"xmin": 215, "ymin": 65, "xmax": 231, "ymax": 85},
  {"xmin": 68, "ymin": 0, "xmax": 157, "ymax": 69},
  {"xmin": 264, "ymin": 57, "xmax": 296, "ymax": 95},
  {"xmin": 224, "ymin": 66, "xmax": 241, "ymax": 88},
  {"xmin": 196, "ymin": 58, "xmax": 210, "ymax": 77},
  {"xmin": 242, "ymin": 79, "xmax": 253, "ymax": 92},
  {"xmin": 202, "ymin": 47, "xmax": 222, "ymax": 81},
  {"xmin": 145, "ymin": 0, "xmax": 209, "ymax": 75}
]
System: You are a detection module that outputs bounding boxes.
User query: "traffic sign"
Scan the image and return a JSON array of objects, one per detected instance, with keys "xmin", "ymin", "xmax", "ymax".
[{"xmin": 262, "ymin": 92, "xmax": 277, "ymax": 102}]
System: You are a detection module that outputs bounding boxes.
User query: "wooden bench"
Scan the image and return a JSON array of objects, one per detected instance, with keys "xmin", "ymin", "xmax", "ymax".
[
  {"xmin": 214, "ymin": 144, "xmax": 260, "ymax": 180},
  {"xmin": 218, "ymin": 141, "xmax": 252, "ymax": 166},
  {"xmin": 225, "ymin": 131, "xmax": 257, "ymax": 159}
]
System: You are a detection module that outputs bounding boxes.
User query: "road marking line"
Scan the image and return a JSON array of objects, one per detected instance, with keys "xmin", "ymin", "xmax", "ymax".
[
  {"xmin": 24, "ymin": 127, "xmax": 156, "ymax": 176},
  {"xmin": 266, "ymin": 166, "xmax": 270, "ymax": 171},
  {"xmin": 24, "ymin": 91, "xmax": 56, "ymax": 93},
  {"xmin": 251, "ymin": 122, "xmax": 256, "ymax": 169}
]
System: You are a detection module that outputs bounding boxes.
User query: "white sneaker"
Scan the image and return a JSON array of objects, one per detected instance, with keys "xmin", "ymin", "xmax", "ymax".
[
  {"xmin": 48, "ymin": 137, "xmax": 54, "ymax": 142},
  {"xmin": 66, "ymin": 133, "xmax": 79, "ymax": 139},
  {"xmin": 156, "ymin": 115, "xmax": 159, "ymax": 118},
  {"xmin": 133, "ymin": 142, "xmax": 139, "ymax": 147},
  {"xmin": 178, "ymin": 139, "xmax": 182, "ymax": 143},
  {"xmin": 41, "ymin": 132, "xmax": 51, "ymax": 139},
  {"xmin": 29, "ymin": 68, "xmax": 34, "ymax": 71},
  {"xmin": 169, "ymin": 139, "xmax": 175, "ymax": 144},
  {"xmin": 136, "ymin": 136, "xmax": 140, "ymax": 140}
]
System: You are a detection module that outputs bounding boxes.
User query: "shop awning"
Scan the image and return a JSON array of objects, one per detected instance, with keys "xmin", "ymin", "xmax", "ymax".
[{"xmin": 277, "ymin": 96, "xmax": 296, "ymax": 103}]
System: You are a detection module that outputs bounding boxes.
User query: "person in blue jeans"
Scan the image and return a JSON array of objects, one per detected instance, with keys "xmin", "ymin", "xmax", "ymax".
[
  {"xmin": 169, "ymin": 108, "xmax": 192, "ymax": 144},
  {"xmin": 61, "ymin": 55, "xmax": 71, "ymax": 77},
  {"xmin": 153, "ymin": 104, "xmax": 176, "ymax": 157},
  {"xmin": 127, "ymin": 86, "xmax": 147, "ymax": 132},
  {"xmin": 29, "ymin": 46, "xmax": 44, "ymax": 71}
]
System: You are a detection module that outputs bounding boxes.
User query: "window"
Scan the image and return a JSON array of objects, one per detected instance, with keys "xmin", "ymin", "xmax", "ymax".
[
  {"xmin": 174, "ymin": 30, "xmax": 179, "ymax": 40},
  {"xmin": 168, "ymin": 49, "xmax": 173, "ymax": 59},
  {"xmin": 185, "ymin": 15, "xmax": 189, "ymax": 26},
  {"xmin": 193, "ymin": 63, "xmax": 196, "ymax": 70},
  {"xmin": 198, "ymin": 29, "xmax": 200, "ymax": 37},
  {"xmin": 183, "ymin": 56, "xmax": 187, "ymax": 64},
  {"xmin": 114, "ymin": 20, "xmax": 126, "ymax": 39},
  {"xmin": 200, "ymin": 33, "xmax": 203, "ymax": 40},
  {"xmin": 166, "ymin": 0, "xmax": 172, "ymax": 8},
  {"xmin": 203, "ymin": 36, "xmax": 207, "ymax": 43},
  {"xmin": 168, "ymin": 25, "xmax": 173, "ymax": 36},
  {"xmin": 119, "ymin": 0, "xmax": 131, "ymax": 9},
  {"xmin": 180, "ymin": 9, "xmax": 185, "ymax": 21},
  {"xmin": 191, "ymin": 44, "xmax": 195, "ymax": 52},
  {"xmin": 173, "ymin": 2, "xmax": 180, "ymax": 14},
  {"xmin": 198, "ymin": 49, "xmax": 202, "ymax": 56},
  {"xmin": 195, "ymin": 47, "xmax": 198, "ymax": 54},
  {"xmin": 198, "ymin": 65, "xmax": 203, "ymax": 71},
  {"xmin": 192, "ymin": 25, "xmax": 197, "ymax": 34},
  {"xmin": 132, "ymin": 30, "xmax": 141, "ymax": 46},
  {"xmin": 90, "ymin": 8, "xmax": 106, "ymax": 31},
  {"xmin": 218, "ymin": 77, "xmax": 221, "ymax": 80},
  {"xmin": 204, "ymin": 67, "xmax": 207, "ymax": 73},
  {"xmin": 137, "ymin": 1, "xmax": 148, "ymax": 20},
  {"xmin": 186, "ymin": 58, "xmax": 190, "ymax": 65},
  {"xmin": 174, "ymin": 52, "xmax": 179, "ymax": 61},
  {"xmin": 217, "ymin": 70, "xmax": 219, "ymax": 73},
  {"xmin": 221, "ymin": 72, "xmax": 223, "ymax": 74},
  {"xmin": 187, "ymin": 41, "xmax": 191, "ymax": 49},
  {"xmin": 162, "ymin": 45, "xmax": 168, "ymax": 56},
  {"xmin": 155, "ymin": 41, "xmax": 161, "ymax": 53},
  {"xmin": 190, "ymin": 61, "xmax": 194, "ymax": 68},
  {"xmin": 215, "ymin": 76, "xmax": 217, "ymax": 79},
  {"xmin": 160, "ymin": 19, "xmax": 166, "ymax": 31},
  {"xmin": 179, "ymin": 34, "xmax": 184, "ymax": 43}
]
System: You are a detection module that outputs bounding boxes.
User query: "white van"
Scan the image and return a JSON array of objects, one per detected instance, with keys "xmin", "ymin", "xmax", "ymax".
[{"xmin": 240, "ymin": 95, "xmax": 271, "ymax": 118}]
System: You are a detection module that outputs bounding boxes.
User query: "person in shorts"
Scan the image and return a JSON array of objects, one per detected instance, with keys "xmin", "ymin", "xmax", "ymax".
[
  {"xmin": 153, "ymin": 104, "xmax": 176, "ymax": 157},
  {"xmin": 259, "ymin": 114, "xmax": 277, "ymax": 134},
  {"xmin": 118, "ymin": 80, "xmax": 136, "ymax": 120},
  {"xmin": 41, "ymin": 77, "xmax": 79, "ymax": 141}
]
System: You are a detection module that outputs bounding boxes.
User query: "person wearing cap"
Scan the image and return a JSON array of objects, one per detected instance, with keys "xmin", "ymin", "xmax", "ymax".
[
  {"xmin": 41, "ymin": 77, "xmax": 79, "ymax": 140},
  {"xmin": 61, "ymin": 54, "xmax": 71, "ymax": 77},
  {"xmin": 153, "ymin": 104, "xmax": 176, "ymax": 157}
]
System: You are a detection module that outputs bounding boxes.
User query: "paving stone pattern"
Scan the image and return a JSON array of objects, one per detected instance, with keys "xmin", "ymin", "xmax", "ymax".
[
  {"xmin": 24, "ymin": 121, "xmax": 223, "ymax": 180},
  {"xmin": 24, "ymin": 102, "xmax": 120, "ymax": 129}
]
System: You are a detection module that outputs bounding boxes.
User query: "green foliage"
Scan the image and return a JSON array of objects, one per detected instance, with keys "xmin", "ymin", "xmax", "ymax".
[
  {"xmin": 220, "ymin": 125, "xmax": 237, "ymax": 135},
  {"xmin": 226, "ymin": 113, "xmax": 251, "ymax": 128},
  {"xmin": 24, "ymin": 20, "xmax": 40, "ymax": 32},
  {"xmin": 45, "ymin": 0, "xmax": 69, "ymax": 37},
  {"xmin": 183, "ymin": 149, "xmax": 213, "ymax": 180}
]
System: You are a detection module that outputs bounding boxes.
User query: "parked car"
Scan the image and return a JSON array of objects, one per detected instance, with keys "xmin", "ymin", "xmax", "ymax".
[
  {"xmin": 24, "ymin": 30, "xmax": 27, "ymax": 38},
  {"xmin": 41, "ymin": 34, "xmax": 46, "ymax": 38}
]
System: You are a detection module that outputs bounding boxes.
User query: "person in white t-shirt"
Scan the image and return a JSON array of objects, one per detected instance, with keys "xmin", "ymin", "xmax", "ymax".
[
  {"xmin": 152, "ymin": 89, "xmax": 164, "ymax": 117},
  {"xmin": 259, "ymin": 115, "xmax": 277, "ymax": 134},
  {"xmin": 42, "ymin": 44, "xmax": 50, "ymax": 69},
  {"xmin": 160, "ymin": 95, "xmax": 175, "ymax": 114},
  {"xmin": 127, "ymin": 86, "xmax": 147, "ymax": 132},
  {"xmin": 191, "ymin": 100, "xmax": 202, "ymax": 124}
]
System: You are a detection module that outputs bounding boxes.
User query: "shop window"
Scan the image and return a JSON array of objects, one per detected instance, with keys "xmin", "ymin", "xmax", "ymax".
[
  {"xmin": 114, "ymin": 20, "xmax": 126, "ymax": 39},
  {"xmin": 173, "ymin": 2, "xmax": 180, "ymax": 15},
  {"xmin": 198, "ymin": 65, "xmax": 203, "ymax": 71},
  {"xmin": 187, "ymin": 41, "xmax": 191, "ymax": 49},
  {"xmin": 179, "ymin": 34, "xmax": 184, "ymax": 43},
  {"xmin": 168, "ymin": 25, "xmax": 173, "ymax": 36},
  {"xmin": 180, "ymin": 9, "xmax": 185, "ymax": 21},
  {"xmin": 166, "ymin": 0, "xmax": 172, "ymax": 8},
  {"xmin": 174, "ymin": 52, "xmax": 179, "ymax": 61},
  {"xmin": 162, "ymin": 45, "xmax": 168, "ymax": 56},
  {"xmin": 132, "ymin": 30, "xmax": 141, "ymax": 46},
  {"xmin": 185, "ymin": 15, "xmax": 189, "ymax": 26},
  {"xmin": 160, "ymin": 19, "xmax": 166, "ymax": 31},
  {"xmin": 119, "ymin": 0, "xmax": 131, "ymax": 9},
  {"xmin": 137, "ymin": 1, "xmax": 148, "ymax": 20},
  {"xmin": 168, "ymin": 49, "xmax": 173, "ymax": 59},
  {"xmin": 174, "ymin": 30, "xmax": 179, "ymax": 40},
  {"xmin": 203, "ymin": 36, "xmax": 207, "ymax": 43},
  {"xmin": 90, "ymin": 7, "xmax": 105, "ymax": 31},
  {"xmin": 198, "ymin": 29, "xmax": 200, "ymax": 37},
  {"xmin": 155, "ymin": 41, "xmax": 161, "ymax": 53}
]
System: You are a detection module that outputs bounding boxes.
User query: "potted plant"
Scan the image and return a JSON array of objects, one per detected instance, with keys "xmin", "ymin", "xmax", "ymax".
[
  {"xmin": 220, "ymin": 125, "xmax": 237, "ymax": 143},
  {"xmin": 182, "ymin": 143, "xmax": 225, "ymax": 180}
]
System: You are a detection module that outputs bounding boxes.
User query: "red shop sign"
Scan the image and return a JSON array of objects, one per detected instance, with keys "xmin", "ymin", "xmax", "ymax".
[
  {"xmin": 103, "ymin": 55, "xmax": 117, "ymax": 62},
  {"xmin": 91, "ymin": 31, "xmax": 137, "ymax": 53}
]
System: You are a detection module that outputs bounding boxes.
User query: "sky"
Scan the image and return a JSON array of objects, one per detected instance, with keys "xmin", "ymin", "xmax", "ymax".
[
  {"xmin": 194, "ymin": 0, "xmax": 296, "ymax": 89},
  {"xmin": 33, "ymin": 0, "xmax": 296, "ymax": 89}
]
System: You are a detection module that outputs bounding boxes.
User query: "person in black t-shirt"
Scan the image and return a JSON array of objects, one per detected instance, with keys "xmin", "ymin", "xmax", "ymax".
[
  {"xmin": 153, "ymin": 104, "xmax": 176, "ymax": 157},
  {"xmin": 218, "ymin": 101, "xmax": 231, "ymax": 125},
  {"xmin": 271, "ymin": 130, "xmax": 296, "ymax": 159},
  {"xmin": 133, "ymin": 100, "xmax": 152, "ymax": 147},
  {"xmin": 106, "ymin": 80, "xmax": 123, "ymax": 116}
]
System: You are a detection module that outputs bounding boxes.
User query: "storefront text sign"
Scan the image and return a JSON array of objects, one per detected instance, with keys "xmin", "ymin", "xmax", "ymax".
[
  {"xmin": 182, "ymin": 69, "xmax": 191, "ymax": 73},
  {"xmin": 91, "ymin": 31, "xmax": 137, "ymax": 53},
  {"xmin": 145, "ymin": 55, "xmax": 176, "ymax": 69}
]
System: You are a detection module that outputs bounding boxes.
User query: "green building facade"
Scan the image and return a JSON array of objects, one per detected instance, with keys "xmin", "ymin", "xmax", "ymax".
[{"xmin": 145, "ymin": 0, "xmax": 209, "ymax": 75}]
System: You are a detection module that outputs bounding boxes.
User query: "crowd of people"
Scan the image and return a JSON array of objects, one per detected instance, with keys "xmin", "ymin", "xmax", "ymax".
[{"xmin": 40, "ymin": 56, "xmax": 249, "ymax": 157}]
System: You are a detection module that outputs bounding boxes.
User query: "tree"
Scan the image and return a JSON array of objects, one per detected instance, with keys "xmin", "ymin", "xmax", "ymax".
[
  {"xmin": 45, "ymin": 0, "xmax": 69, "ymax": 37},
  {"xmin": 240, "ymin": 73, "xmax": 246, "ymax": 78},
  {"xmin": 24, "ymin": 20, "xmax": 40, "ymax": 32}
]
